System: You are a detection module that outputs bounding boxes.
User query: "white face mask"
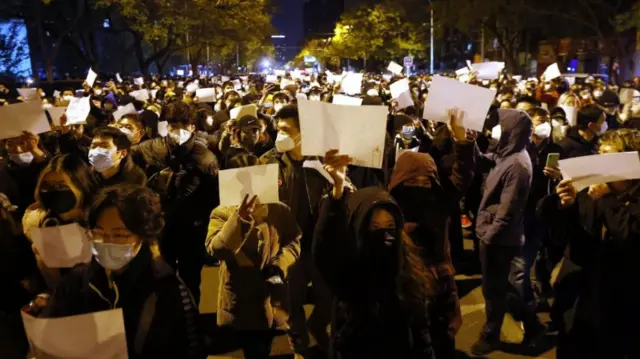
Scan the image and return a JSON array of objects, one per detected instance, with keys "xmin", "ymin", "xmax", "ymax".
[
  {"xmin": 275, "ymin": 133, "xmax": 297, "ymax": 153},
  {"xmin": 91, "ymin": 241, "xmax": 138, "ymax": 271},
  {"xmin": 119, "ymin": 127, "xmax": 137, "ymax": 143},
  {"xmin": 94, "ymin": 89, "xmax": 103, "ymax": 96},
  {"xmin": 310, "ymin": 95, "xmax": 321, "ymax": 101},
  {"xmin": 205, "ymin": 116, "xmax": 214, "ymax": 127},
  {"xmin": 543, "ymin": 84, "xmax": 551, "ymax": 91},
  {"xmin": 263, "ymin": 102, "xmax": 273, "ymax": 108},
  {"xmin": 534, "ymin": 122, "xmax": 551, "ymax": 139},
  {"xmin": 274, "ymin": 104, "xmax": 284, "ymax": 113},
  {"xmin": 551, "ymin": 119, "xmax": 563, "ymax": 128},
  {"xmin": 9, "ymin": 152, "xmax": 34, "ymax": 167},
  {"xmin": 593, "ymin": 90, "xmax": 603, "ymax": 98},
  {"xmin": 89, "ymin": 147, "xmax": 118, "ymax": 173},
  {"xmin": 214, "ymin": 103, "xmax": 221, "ymax": 112},
  {"xmin": 63, "ymin": 95, "xmax": 74, "ymax": 102},
  {"xmin": 491, "ymin": 124, "xmax": 502, "ymax": 141},
  {"xmin": 169, "ymin": 128, "xmax": 192, "ymax": 145},
  {"xmin": 596, "ymin": 120, "xmax": 608, "ymax": 135}
]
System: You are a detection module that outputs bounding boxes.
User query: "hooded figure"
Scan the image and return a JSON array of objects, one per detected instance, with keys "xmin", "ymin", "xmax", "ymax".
[
  {"xmin": 471, "ymin": 109, "xmax": 545, "ymax": 355},
  {"xmin": 388, "ymin": 144, "xmax": 475, "ymax": 358},
  {"xmin": 313, "ymin": 187, "xmax": 435, "ymax": 359}
]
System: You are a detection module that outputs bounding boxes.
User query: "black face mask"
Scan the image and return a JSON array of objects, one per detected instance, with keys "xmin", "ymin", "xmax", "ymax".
[
  {"xmin": 395, "ymin": 186, "xmax": 439, "ymax": 223},
  {"xmin": 366, "ymin": 228, "xmax": 399, "ymax": 276},
  {"xmin": 39, "ymin": 188, "xmax": 77, "ymax": 216}
]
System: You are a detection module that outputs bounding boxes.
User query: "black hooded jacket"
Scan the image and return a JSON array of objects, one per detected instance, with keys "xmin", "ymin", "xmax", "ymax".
[
  {"xmin": 476, "ymin": 109, "xmax": 533, "ymax": 246},
  {"xmin": 313, "ymin": 187, "xmax": 434, "ymax": 359}
]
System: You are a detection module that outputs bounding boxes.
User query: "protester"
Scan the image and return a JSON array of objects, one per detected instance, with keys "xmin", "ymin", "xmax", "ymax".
[
  {"xmin": 557, "ymin": 104, "xmax": 606, "ymax": 158},
  {"xmin": 222, "ymin": 115, "xmax": 262, "ymax": 169},
  {"xmin": 89, "ymin": 126, "xmax": 146, "ymax": 187},
  {"xmin": 113, "ymin": 113, "xmax": 147, "ymax": 145}
]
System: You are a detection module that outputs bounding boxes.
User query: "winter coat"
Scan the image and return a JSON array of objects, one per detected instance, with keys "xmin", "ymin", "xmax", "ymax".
[
  {"xmin": 557, "ymin": 127, "xmax": 597, "ymax": 159},
  {"xmin": 97, "ymin": 155, "xmax": 147, "ymax": 188}
]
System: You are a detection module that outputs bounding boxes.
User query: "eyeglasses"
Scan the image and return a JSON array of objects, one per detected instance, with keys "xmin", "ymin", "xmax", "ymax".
[{"xmin": 86, "ymin": 229, "xmax": 135, "ymax": 244}]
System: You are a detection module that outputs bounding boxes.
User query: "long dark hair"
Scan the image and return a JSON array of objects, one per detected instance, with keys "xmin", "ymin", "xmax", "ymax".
[{"xmin": 34, "ymin": 154, "xmax": 99, "ymax": 209}]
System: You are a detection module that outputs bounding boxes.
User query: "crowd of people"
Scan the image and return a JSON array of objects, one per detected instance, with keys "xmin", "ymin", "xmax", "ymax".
[{"xmin": 0, "ymin": 66, "xmax": 638, "ymax": 359}]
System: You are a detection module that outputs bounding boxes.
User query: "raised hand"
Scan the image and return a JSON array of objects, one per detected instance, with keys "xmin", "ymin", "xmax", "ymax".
[
  {"xmin": 556, "ymin": 178, "xmax": 577, "ymax": 208},
  {"xmin": 238, "ymin": 194, "xmax": 258, "ymax": 221},
  {"xmin": 324, "ymin": 149, "xmax": 351, "ymax": 199}
]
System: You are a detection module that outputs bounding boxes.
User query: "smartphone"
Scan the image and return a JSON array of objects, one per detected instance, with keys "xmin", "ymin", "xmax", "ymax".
[{"xmin": 546, "ymin": 153, "xmax": 560, "ymax": 168}]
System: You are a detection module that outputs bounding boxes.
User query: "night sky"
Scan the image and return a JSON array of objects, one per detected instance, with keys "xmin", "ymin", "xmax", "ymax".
[{"xmin": 272, "ymin": 0, "xmax": 304, "ymax": 58}]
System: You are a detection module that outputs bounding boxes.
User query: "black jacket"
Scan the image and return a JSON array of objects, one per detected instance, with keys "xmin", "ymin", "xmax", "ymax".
[
  {"xmin": 98, "ymin": 155, "xmax": 147, "ymax": 188},
  {"xmin": 557, "ymin": 127, "xmax": 597, "ymax": 159},
  {"xmin": 476, "ymin": 109, "xmax": 533, "ymax": 246},
  {"xmin": 42, "ymin": 245, "xmax": 202, "ymax": 359},
  {"xmin": 526, "ymin": 137, "xmax": 564, "ymax": 212}
]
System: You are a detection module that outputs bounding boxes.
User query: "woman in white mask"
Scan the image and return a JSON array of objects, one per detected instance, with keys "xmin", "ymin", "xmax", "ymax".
[{"xmin": 37, "ymin": 185, "xmax": 203, "ymax": 359}]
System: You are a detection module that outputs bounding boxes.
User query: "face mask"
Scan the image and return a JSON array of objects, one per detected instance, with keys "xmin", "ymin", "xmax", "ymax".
[
  {"xmin": 275, "ymin": 133, "xmax": 297, "ymax": 152},
  {"xmin": 39, "ymin": 188, "xmax": 77, "ymax": 215},
  {"xmin": 9, "ymin": 152, "xmax": 34, "ymax": 167},
  {"xmin": 401, "ymin": 126, "xmax": 415, "ymax": 139},
  {"xmin": 263, "ymin": 102, "xmax": 273, "ymax": 108},
  {"xmin": 274, "ymin": 104, "xmax": 284, "ymax": 113},
  {"xmin": 310, "ymin": 95, "xmax": 321, "ymax": 101},
  {"xmin": 214, "ymin": 103, "xmax": 221, "ymax": 112},
  {"xmin": 169, "ymin": 128, "xmax": 192, "ymax": 145},
  {"xmin": 596, "ymin": 120, "xmax": 608, "ymax": 135},
  {"xmin": 205, "ymin": 116, "xmax": 214, "ymax": 127},
  {"xmin": 119, "ymin": 127, "xmax": 137, "ymax": 143},
  {"xmin": 89, "ymin": 147, "xmax": 118, "ymax": 173},
  {"xmin": 91, "ymin": 241, "xmax": 138, "ymax": 271},
  {"xmin": 491, "ymin": 124, "xmax": 502, "ymax": 141},
  {"xmin": 63, "ymin": 95, "xmax": 74, "ymax": 101},
  {"xmin": 544, "ymin": 84, "xmax": 551, "ymax": 91},
  {"xmin": 551, "ymin": 119, "xmax": 563, "ymax": 128},
  {"xmin": 94, "ymin": 90, "xmax": 102, "ymax": 96},
  {"xmin": 593, "ymin": 90, "xmax": 603, "ymax": 98},
  {"xmin": 534, "ymin": 122, "xmax": 551, "ymax": 139}
]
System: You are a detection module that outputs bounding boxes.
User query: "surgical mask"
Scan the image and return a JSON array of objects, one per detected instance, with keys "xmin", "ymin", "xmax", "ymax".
[
  {"xmin": 263, "ymin": 102, "xmax": 273, "ymax": 108},
  {"xmin": 214, "ymin": 103, "xmax": 221, "ymax": 112},
  {"xmin": 8, "ymin": 152, "xmax": 34, "ymax": 167},
  {"xmin": 491, "ymin": 124, "xmax": 502, "ymax": 140},
  {"xmin": 169, "ymin": 129, "xmax": 192, "ymax": 145},
  {"xmin": 274, "ymin": 104, "xmax": 284, "ymax": 113},
  {"xmin": 275, "ymin": 133, "xmax": 296, "ymax": 152},
  {"xmin": 119, "ymin": 127, "xmax": 137, "ymax": 143},
  {"xmin": 593, "ymin": 90, "xmax": 603, "ymax": 98},
  {"xmin": 551, "ymin": 119, "xmax": 563, "ymax": 128},
  {"xmin": 544, "ymin": 84, "xmax": 551, "ymax": 91},
  {"xmin": 401, "ymin": 125, "xmax": 415, "ymax": 139},
  {"xmin": 596, "ymin": 121, "xmax": 608, "ymax": 135},
  {"xmin": 205, "ymin": 116, "xmax": 214, "ymax": 127},
  {"xmin": 94, "ymin": 89, "xmax": 102, "ymax": 96},
  {"xmin": 534, "ymin": 122, "xmax": 551, "ymax": 139},
  {"xmin": 40, "ymin": 92, "xmax": 46, "ymax": 98},
  {"xmin": 581, "ymin": 94, "xmax": 591, "ymax": 100},
  {"xmin": 89, "ymin": 147, "xmax": 117, "ymax": 173},
  {"xmin": 91, "ymin": 241, "xmax": 138, "ymax": 271},
  {"xmin": 63, "ymin": 95, "xmax": 74, "ymax": 101},
  {"xmin": 39, "ymin": 188, "xmax": 77, "ymax": 215}
]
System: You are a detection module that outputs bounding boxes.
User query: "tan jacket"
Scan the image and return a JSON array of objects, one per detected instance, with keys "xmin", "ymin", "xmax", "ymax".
[{"xmin": 206, "ymin": 202, "xmax": 301, "ymax": 330}]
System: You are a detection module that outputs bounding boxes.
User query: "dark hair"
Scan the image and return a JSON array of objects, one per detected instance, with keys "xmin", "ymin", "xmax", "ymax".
[
  {"xmin": 598, "ymin": 128, "xmax": 640, "ymax": 152},
  {"xmin": 161, "ymin": 101, "xmax": 193, "ymax": 126},
  {"xmin": 516, "ymin": 95, "xmax": 539, "ymax": 107},
  {"xmin": 274, "ymin": 104, "xmax": 300, "ymax": 129},
  {"xmin": 87, "ymin": 184, "xmax": 164, "ymax": 239},
  {"xmin": 119, "ymin": 113, "xmax": 145, "ymax": 130},
  {"xmin": 35, "ymin": 154, "xmax": 99, "ymax": 209},
  {"xmin": 227, "ymin": 153, "xmax": 259, "ymax": 169},
  {"xmin": 577, "ymin": 104, "xmax": 604, "ymax": 129},
  {"xmin": 528, "ymin": 107, "xmax": 549, "ymax": 119},
  {"xmin": 272, "ymin": 92, "xmax": 289, "ymax": 103},
  {"xmin": 93, "ymin": 126, "xmax": 131, "ymax": 150}
]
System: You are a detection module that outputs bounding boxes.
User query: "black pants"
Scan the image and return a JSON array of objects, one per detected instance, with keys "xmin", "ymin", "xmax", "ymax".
[
  {"xmin": 162, "ymin": 221, "xmax": 206, "ymax": 305},
  {"xmin": 238, "ymin": 330, "xmax": 276, "ymax": 359},
  {"xmin": 480, "ymin": 242, "xmax": 540, "ymax": 340}
]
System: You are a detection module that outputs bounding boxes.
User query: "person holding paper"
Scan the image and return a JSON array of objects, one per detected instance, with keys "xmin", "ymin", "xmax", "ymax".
[
  {"xmin": 557, "ymin": 105, "xmax": 607, "ymax": 159},
  {"xmin": 537, "ymin": 129, "xmax": 640, "ymax": 359},
  {"xmin": 472, "ymin": 109, "xmax": 545, "ymax": 355},
  {"xmin": 313, "ymin": 151, "xmax": 436, "ymax": 359},
  {"xmin": 535, "ymin": 75, "xmax": 562, "ymax": 109},
  {"xmin": 259, "ymin": 105, "xmax": 335, "ymax": 356},
  {"xmin": 40, "ymin": 185, "xmax": 205, "ymax": 359},
  {"xmin": 22, "ymin": 154, "xmax": 99, "ymax": 290},
  {"xmin": 89, "ymin": 127, "xmax": 146, "ymax": 187},
  {"xmin": 206, "ymin": 157, "xmax": 301, "ymax": 359}
]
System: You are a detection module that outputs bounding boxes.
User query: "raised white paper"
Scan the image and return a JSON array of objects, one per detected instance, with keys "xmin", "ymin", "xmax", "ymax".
[
  {"xmin": 221, "ymin": 76, "xmax": 231, "ymax": 82},
  {"xmin": 17, "ymin": 88, "xmax": 38, "ymax": 101},
  {"xmin": 195, "ymin": 88, "xmax": 215, "ymax": 103},
  {"xmin": 387, "ymin": 61, "xmax": 403, "ymax": 75},
  {"xmin": 150, "ymin": 89, "xmax": 158, "ymax": 100},
  {"xmin": 303, "ymin": 160, "xmax": 334, "ymax": 184},
  {"xmin": 559, "ymin": 152, "xmax": 640, "ymax": 191},
  {"xmin": 332, "ymin": 94, "xmax": 362, "ymax": 106},
  {"xmin": 559, "ymin": 105, "xmax": 578, "ymax": 127},
  {"xmin": 342, "ymin": 73, "xmax": 363, "ymax": 95},
  {"xmin": 273, "ymin": 70, "xmax": 285, "ymax": 77},
  {"xmin": 471, "ymin": 62, "xmax": 505, "ymax": 80},
  {"xmin": 0, "ymin": 101, "xmax": 51, "ymax": 140},
  {"xmin": 130, "ymin": 89, "xmax": 150, "ymax": 102},
  {"xmin": 298, "ymin": 99, "xmax": 387, "ymax": 168},
  {"xmin": 65, "ymin": 97, "xmax": 91, "ymax": 125},
  {"xmin": 422, "ymin": 76, "xmax": 495, "ymax": 132},
  {"xmin": 53, "ymin": 90, "xmax": 61, "ymax": 98},
  {"xmin": 232, "ymin": 79, "xmax": 242, "ymax": 90},
  {"xmin": 218, "ymin": 164, "xmax": 279, "ymax": 207},
  {"xmin": 230, "ymin": 104, "xmax": 258, "ymax": 120},
  {"xmin": 115, "ymin": 73, "xmax": 123, "ymax": 83},
  {"xmin": 280, "ymin": 78, "xmax": 294, "ymax": 89},
  {"xmin": 86, "ymin": 68, "xmax": 98, "ymax": 87},
  {"xmin": 455, "ymin": 67, "xmax": 470, "ymax": 77},
  {"xmin": 29, "ymin": 223, "xmax": 92, "ymax": 268},
  {"xmin": 157, "ymin": 121, "xmax": 168, "ymax": 137},
  {"xmin": 21, "ymin": 309, "xmax": 128, "ymax": 359},
  {"xmin": 134, "ymin": 77, "xmax": 144, "ymax": 86},
  {"xmin": 390, "ymin": 79, "xmax": 414, "ymax": 110},
  {"xmin": 185, "ymin": 82, "xmax": 199, "ymax": 93},
  {"xmin": 46, "ymin": 107, "xmax": 67, "ymax": 126},
  {"xmin": 266, "ymin": 75, "xmax": 278, "ymax": 83},
  {"xmin": 619, "ymin": 88, "xmax": 640, "ymax": 105},
  {"xmin": 113, "ymin": 103, "xmax": 137, "ymax": 121},
  {"xmin": 543, "ymin": 63, "xmax": 562, "ymax": 81}
]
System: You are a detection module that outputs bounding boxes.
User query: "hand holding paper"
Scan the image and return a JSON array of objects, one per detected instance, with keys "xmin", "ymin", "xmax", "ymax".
[
  {"xmin": 230, "ymin": 104, "xmax": 258, "ymax": 120},
  {"xmin": 558, "ymin": 152, "xmax": 640, "ymax": 191},
  {"xmin": 65, "ymin": 97, "xmax": 91, "ymax": 125},
  {"xmin": 387, "ymin": 61, "xmax": 403, "ymax": 75},
  {"xmin": 86, "ymin": 68, "xmax": 98, "ymax": 87},
  {"xmin": 218, "ymin": 164, "xmax": 279, "ymax": 207},
  {"xmin": 542, "ymin": 63, "xmax": 562, "ymax": 81}
]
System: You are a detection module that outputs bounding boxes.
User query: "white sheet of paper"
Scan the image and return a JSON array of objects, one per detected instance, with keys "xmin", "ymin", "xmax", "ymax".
[
  {"xmin": 177, "ymin": 81, "xmax": 184, "ymax": 88},
  {"xmin": 619, "ymin": 88, "xmax": 640, "ymax": 105},
  {"xmin": 230, "ymin": 104, "xmax": 258, "ymax": 120},
  {"xmin": 29, "ymin": 223, "xmax": 92, "ymax": 268},
  {"xmin": 195, "ymin": 88, "xmax": 215, "ymax": 103},
  {"xmin": 303, "ymin": 160, "xmax": 335, "ymax": 185},
  {"xmin": 218, "ymin": 164, "xmax": 279, "ymax": 206},
  {"xmin": 291, "ymin": 70, "xmax": 302, "ymax": 80},
  {"xmin": 21, "ymin": 309, "xmax": 127, "ymax": 359},
  {"xmin": 387, "ymin": 61, "xmax": 403, "ymax": 75},
  {"xmin": 186, "ymin": 82, "xmax": 199, "ymax": 93},
  {"xmin": 46, "ymin": 107, "xmax": 67, "ymax": 126},
  {"xmin": 559, "ymin": 105, "xmax": 578, "ymax": 127},
  {"xmin": 471, "ymin": 62, "xmax": 505, "ymax": 80},
  {"xmin": 17, "ymin": 88, "xmax": 38, "ymax": 101},
  {"xmin": 130, "ymin": 89, "xmax": 150, "ymax": 102},
  {"xmin": 390, "ymin": 79, "xmax": 414, "ymax": 110},
  {"xmin": 541, "ymin": 102, "xmax": 549, "ymax": 111},
  {"xmin": 134, "ymin": 77, "xmax": 144, "ymax": 85},
  {"xmin": 422, "ymin": 76, "xmax": 495, "ymax": 132},
  {"xmin": 280, "ymin": 78, "xmax": 294, "ymax": 89},
  {"xmin": 543, "ymin": 63, "xmax": 562, "ymax": 81},
  {"xmin": 221, "ymin": 76, "xmax": 230, "ymax": 82},
  {"xmin": 65, "ymin": 96, "xmax": 91, "ymax": 125},
  {"xmin": 86, "ymin": 68, "xmax": 98, "ymax": 87},
  {"xmin": 382, "ymin": 74, "xmax": 392, "ymax": 82},
  {"xmin": 0, "ymin": 101, "xmax": 51, "ymax": 140},
  {"xmin": 158, "ymin": 121, "xmax": 168, "ymax": 137},
  {"xmin": 565, "ymin": 77, "xmax": 576, "ymax": 86},
  {"xmin": 274, "ymin": 70, "xmax": 285, "ymax": 77},
  {"xmin": 298, "ymin": 99, "xmax": 387, "ymax": 168},
  {"xmin": 115, "ymin": 73, "xmax": 123, "ymax": 83},
  {"xmin": 455, "ymin": 67, "xmax": 470, "ymax": 76},
  {"xmin": 458, "ymin": 74, "xmax": 470, "ymax": 83},
  {"xmin": 150, "ymin": 89, "xmax": 158, "ymax": 100},
  {"xmin": 53, "ymin": 90, "xmax": 61, "ymax": 98},
  {"xmin": 232, "ymin": 79, "xmax": 242, "ymax": 90},
  {"xmin": 113, "ymin": 103, "xmax": 137, "ymax": 121},
  {"xmin": 266, "ymin": 75, "xmax": 278, "ymax": 83},
  {"xmin": 342, "ymin": 73, "xmax": 363, "ymax": 95},
  {"xmin": 466, "ymin": 60, "xmax": 473, "ymax": 68},
  {"xmin": 559, "ymin": 152, "xmax": 640, "ymax": 191},
  {"xmin": 332, "ymin": 94, "xmax": 363, "ymax": 106}
]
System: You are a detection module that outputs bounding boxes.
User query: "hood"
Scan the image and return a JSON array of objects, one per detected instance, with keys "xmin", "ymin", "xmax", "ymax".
[
  {"xmin": 102, "ymin": 92, "xmax": 118, "ymax": 109},
  {"xmin": 388, "ymin": 151, "xmax": 440, "ymax": 192},
  {"xmin": 495, "ymin": 108, "xmax": 532, "ymax": 158},
  {"xmin": 346, "ymin": 187, "xmax": 403, "ymax": 255}
]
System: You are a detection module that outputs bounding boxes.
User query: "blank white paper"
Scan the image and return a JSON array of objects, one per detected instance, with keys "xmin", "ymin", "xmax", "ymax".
[
  {"xmin": 218, "ymin": 164, "xmax": 280, "ymax": 207},
  {"xmin": 559, "ymin": 152, "xmax": 640, "ymax": 191}
]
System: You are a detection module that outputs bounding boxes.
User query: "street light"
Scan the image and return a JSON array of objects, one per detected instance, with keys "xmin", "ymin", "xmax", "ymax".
[{"xmin": 261, "ymin": 59, "xmax": 271, "ymax": 68}]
